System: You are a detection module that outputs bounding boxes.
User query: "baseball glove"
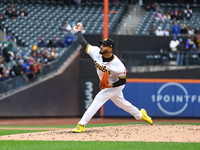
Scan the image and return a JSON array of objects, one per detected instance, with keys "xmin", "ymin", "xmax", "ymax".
[{"xmin": 99, "ymin": 72, "xmax": 109, "ymax": 90}]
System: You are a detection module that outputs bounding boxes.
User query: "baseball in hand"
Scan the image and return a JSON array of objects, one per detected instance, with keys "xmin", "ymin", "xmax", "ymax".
[{"xmin": 76, "ymin": 22, "xmax": 83, "ymax": 32}]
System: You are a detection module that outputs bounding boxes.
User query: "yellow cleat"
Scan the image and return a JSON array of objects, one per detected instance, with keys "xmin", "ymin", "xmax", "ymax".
[
  {"xmin": 140, "ymin": 108, "xmax": 153, "ymax": 125},
  {"xmin": 72, "ymin": 123, "xmax": 86, "ymax": 133}
]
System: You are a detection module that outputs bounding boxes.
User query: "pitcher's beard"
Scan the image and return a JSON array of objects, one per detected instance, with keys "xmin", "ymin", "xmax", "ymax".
[{"xmin": 100, "ymin": 50, "xmax": 108, "ymax": 54}]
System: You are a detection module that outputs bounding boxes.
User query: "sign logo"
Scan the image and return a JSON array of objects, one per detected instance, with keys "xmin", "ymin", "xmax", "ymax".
[{"xmin": 151, "ymin": 82, "xmax": 200, "ymax": 115}]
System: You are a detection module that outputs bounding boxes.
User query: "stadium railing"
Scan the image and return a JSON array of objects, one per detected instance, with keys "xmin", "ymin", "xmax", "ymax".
[{"xmin": 0, "ymin": 41, "xmax": 80, "ymax": 97}]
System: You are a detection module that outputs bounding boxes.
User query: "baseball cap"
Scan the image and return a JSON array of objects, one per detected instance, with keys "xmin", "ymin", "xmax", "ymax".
[
  {"xmin": 4, "ymin": 70, "xmax": 9, "ymax": 74},
  {"xmin": 39, "ymin": 37, "xmax": 44, "ymax": 40},
  {"xmin": 18, "ymin": 59, "xmax": 23, "ymax": 63},
  {"xmin": 179, "ymin": 38, "xmax": 183, "ymax": 42},
  {"xmin": 99, "ymin": 38, "xmax": 115, "ymax": 49},
  {"xmin": 7, "ymin": 35, "xmax": 11, "ymax": 40},
  {"xmin": 173, "ymin": 36, "xmax": 177, "ymax": 40},
  {"xmin": 32, "ymin": 45, "xmax": 37, "ymax": 50},
  {"xmin": 18, "ymin": 53, "xmax": 23, "ymax": 57}
]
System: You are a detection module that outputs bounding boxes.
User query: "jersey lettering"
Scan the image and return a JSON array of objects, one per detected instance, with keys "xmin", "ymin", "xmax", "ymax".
[{"xmin": 94, "ymin": 61, "xmax": 111, "ymax": 74}]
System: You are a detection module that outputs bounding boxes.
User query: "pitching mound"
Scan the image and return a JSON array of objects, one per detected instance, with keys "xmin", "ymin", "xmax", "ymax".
[{"xmin": 0, "ymin": 124, "xmax": 200, "ymax": 142}]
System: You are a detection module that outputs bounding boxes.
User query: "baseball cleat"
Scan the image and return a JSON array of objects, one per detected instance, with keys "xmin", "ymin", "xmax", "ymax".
[
  {"xmin": 72, "ymin": 123, "xmax": 86, "ymax": 133},
  {"xmin": 140, "ymin": 108, "xmax": 153, "ymax": 125}
]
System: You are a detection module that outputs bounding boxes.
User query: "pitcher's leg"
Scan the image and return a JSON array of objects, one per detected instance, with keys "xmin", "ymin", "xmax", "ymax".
[
  {"xmin": 79, "ymin": 87, "xmax": 125, "ymax": 125},
  {"xmin": 79, "ymin": 92, "xmax": 108, "ymax": 126},
  {"xmin": 111, "ymin": 92, "xmax": 142, "ymax": 120}
]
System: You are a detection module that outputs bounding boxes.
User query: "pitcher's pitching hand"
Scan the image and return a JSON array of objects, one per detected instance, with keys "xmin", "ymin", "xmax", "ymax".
[{"xmin": 76, "ymin": 22, "xmax": 83, "ymax": 32}]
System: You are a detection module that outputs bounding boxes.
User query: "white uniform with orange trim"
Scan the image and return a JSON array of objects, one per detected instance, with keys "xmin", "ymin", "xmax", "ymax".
[{"xmin": 78, "ymin": 44, "xmax": 142, "ymax": 126}]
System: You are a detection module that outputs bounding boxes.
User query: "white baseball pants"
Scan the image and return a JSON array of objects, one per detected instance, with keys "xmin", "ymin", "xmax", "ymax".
[{"xmin": 79, "ymin": 85, "xmax": 142, "ymax": 126}]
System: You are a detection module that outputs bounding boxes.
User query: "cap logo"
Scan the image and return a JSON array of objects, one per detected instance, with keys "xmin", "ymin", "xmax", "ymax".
[{"xmin": 104, "ymin": 38, "xmax": 108, "ymax": 41}]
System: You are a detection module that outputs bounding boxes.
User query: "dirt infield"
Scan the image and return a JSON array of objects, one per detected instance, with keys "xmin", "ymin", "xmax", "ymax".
[{"xmin": 0, "ymin": 118, "xmax": 200, "ymax": 142}]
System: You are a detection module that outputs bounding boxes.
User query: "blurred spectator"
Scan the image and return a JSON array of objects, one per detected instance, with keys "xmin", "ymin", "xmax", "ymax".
[
  {"xmin": 74, "ymin": 0, "xmax": 82, "ymax": 6},
  {"xmin": 0, "ymin": 14, "xmax": 6, "ymax": 23},
  {"xmin": 176, "ymin": 38, "xmax": 185, "ymax": 66},
  {"xmin": 22, "ymin": 59, "xmax": 31, "ymax": 74},
  {"xmin": 31, "ymin": 51, "xmax": 39, "ymax": 63},
  {"xmin": 169, "ymin": 36, "xmax": 180, "ymax": 52},
  {"xmin": 11, "ymin": 59, "xmax": 26, "ymax": 77},
  {"xmin": 17, "ymin": 53, "xmax": 24, "ymax": 64},
  {"xmin": 190, "ymin": 44, "xmax": 198, "ymax": 54},
  {"xmin": 160, "ymin": 48, "xmax": 169, "ymax": 65},
  {"xmin": 163, "ymin": 12, "xmax": 171, "ymax": 21},
  {"xmin": 1, "ymin": 46, "xmax": 10, "ymax": 63},
  {"xmin": 148, "ymin": 25, "xmax": 156, "ymax": 35},
  {"xmin": 19, "ymin": 8, "xmax": 28, "ymax": 17},
  {"xmin": 60, "ymin": 22, "xmax": 67, "ymax": 32},
  {"xmin": 63, "ymin": 33, "xmax": 75, "ymax": 48},
  {"xmin": 154, "ymin": 10, "xmax": 163, "ymax": 21},
  {"xmin": 70, "ymin": 22, "xmax": 76, "ymax": 34},
  {"xmin": 9, "ymin": 3, "xmax": 16, "ymax": 10},
  {"xmin": 171, "ymin": 21, "xmax": 181, "ymax": 36},
  {"xmin": 188, "ymin": 26, "xmax": 194, "ymax": 35},
  {"xmin": 2, "ymin": 35, "xmax": 14, "ymax": 52},
  {"xmin": 163, "ymin": 27, "xmax": 170, "ymax": 36},
  {"xmin": 185, "ymin": 36, "xmax": 196, "ymax": 52},
  {"xmin": 0, "ymin": 70, "xmax": 10, "ymax": 82},
  {"xmin": 195, "ymin": 33, "xmax": 200, "ymax": 48},
  {"xmin": 54, "ymin": 37, "xmax": 64, "ymax": 48},
  {"xmin": 10, "ymin": 8, "xmax": 18, "ymax": 19},
  {"xmin": 0, "ymin": 56, "xmax": 7, "ymax": 76},
  {"xmin": 43, "ymin": 53, "xmax": 55, "ymax": 64},
  {"xmin": 180, "ymin": 24, "xmax": 188, "ymax": 35},
  {"xmin": 60, "ymin": 22, "xmax": 74, "ymax": 33},
  {"xmin": 144, "ymin": 2, "xmax": 156, "ymax": 12},
  {"xmin": 171, "ymin": 9, "xmax": 179, "ymax": 21},
  {"xmin": 31, "ymin": 45, "xmax": 38, "ymax": 56},
  {"xmin": 177, "ymin": 12, "xmax": 184, "ymax": 20},
  {"xmin": 5, "ymin": 7, "xmax": 13, "ymax": 18},
  {"xmin": 40, "ymin": 48, "xmax": 47, "ymax": 62},
  {"xmin": 37, "ymin": 52, "xmax": 43, "ymax": 63},
  {"xmin": 194, "ymin": 27, "xmax": 200, "ymax": 35},
  {"xmin": 184, "ymin": 4, "xmax": 192, "ymax": 20},
  {"xmin": 64, "ymin": 0, "xmax": 82, "ymax": 6},
  {"xmin": 1, "ymin": 36, "xmax": 14, "ymax": 63},
  {"xmin": 46, "ymin": 39, "xmax": 55, "ymax": 48},
  {"xmin": 37, "ymin": 37, "xmax": 47, "ymax": 47},
  {"xmin": 155, "ymin": 26, "xmax": 164, "ymax": 36},
  {"xmin": 50, "ymin": 47, "xmax": 58, "ymax": 59},
  {"xmin": 26, "ymin": 61, "xmax": 38, "ymax": 81}
]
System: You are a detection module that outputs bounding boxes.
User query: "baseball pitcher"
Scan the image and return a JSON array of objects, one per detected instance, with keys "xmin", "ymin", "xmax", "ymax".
[{"xmin": 72, "ymin": 23, "xmax": 153, "ymax": 133}]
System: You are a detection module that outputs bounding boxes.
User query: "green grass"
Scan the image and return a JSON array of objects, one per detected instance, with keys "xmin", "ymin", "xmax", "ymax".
[
  {"xmin": 0, "ymin": 122, "xmax": 200, "ymax": 150},
  {"xmin": 0, "ymin": 141, "xmax": 199, "ymax": 150},
  {"xmin": 0, "ymin": 122, "xmax": 199, "ymax": 128},
  {"xmin": 0, "ymin": 122, "xmax": 199, "ymax": 136},
  {"xmin": 0, "ymin": 130, "xmax": 48, "ymax": 136}
]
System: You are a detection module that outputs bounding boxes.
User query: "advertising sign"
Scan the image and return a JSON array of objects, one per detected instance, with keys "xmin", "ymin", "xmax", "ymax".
[{"xmin": 104, "ymin": 79, "xmax": 200, "ymax": 117}]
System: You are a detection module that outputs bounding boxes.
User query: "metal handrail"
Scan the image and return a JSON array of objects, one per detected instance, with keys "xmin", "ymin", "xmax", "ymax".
[{"xmin": 120, "ymin": 50, "xmax": 200, "ymax": 71}]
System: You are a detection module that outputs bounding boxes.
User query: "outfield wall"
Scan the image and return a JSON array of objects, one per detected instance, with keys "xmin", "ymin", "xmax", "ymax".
[{"xmin": 104, "ymin": 79, "xmax": 200, "ymax": 117}]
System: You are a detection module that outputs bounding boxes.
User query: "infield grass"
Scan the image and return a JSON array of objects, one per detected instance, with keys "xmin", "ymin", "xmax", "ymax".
[{"xmin": 0, "ymin": 141, "xmax": 199, "ymax": 150}]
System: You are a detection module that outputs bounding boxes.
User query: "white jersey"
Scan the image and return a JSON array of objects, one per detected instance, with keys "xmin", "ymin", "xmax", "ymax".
[{"xmin": 85, "ymin": 44, "xmax": 126, "ymax": 84}]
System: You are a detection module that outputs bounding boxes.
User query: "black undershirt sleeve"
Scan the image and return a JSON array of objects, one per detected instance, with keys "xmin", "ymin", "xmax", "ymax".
[
  {"xmin": 76, "ymin": 31, "xmax": 88, "ymax": 50},
  {"xmin": 113, "ymin": 78, "xmax": 126, "ymax": 87}
]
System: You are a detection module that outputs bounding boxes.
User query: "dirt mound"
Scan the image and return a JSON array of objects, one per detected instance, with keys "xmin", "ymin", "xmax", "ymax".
[{"xmin": 0, "ymin": 124, "xmax": 200, "ymax": 142}]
